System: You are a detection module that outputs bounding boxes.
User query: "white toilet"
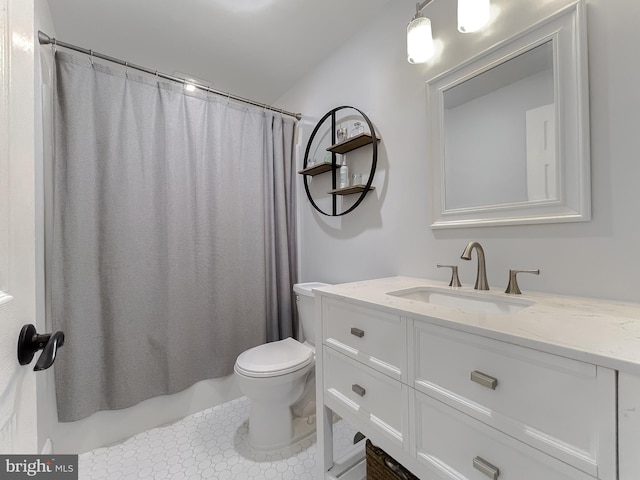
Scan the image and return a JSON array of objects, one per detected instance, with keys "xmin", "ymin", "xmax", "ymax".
[{"xmin": 234, "ymin": 282, "xmax": 329, "ymax": 450}]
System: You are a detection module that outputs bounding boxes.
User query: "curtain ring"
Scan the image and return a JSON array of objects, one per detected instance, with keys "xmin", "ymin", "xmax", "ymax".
[
  {"xmin": 226, "ymin": 92, "xmax": 231, "ymax": 104},
  {"xmin": 125, "ymin": 61, "xmax": 129, "ymax": 77},
  {"xmin": 89, "ymin": 49, "xmax": 94, "ymax": 66},
  {"xmin": 53, "ymin": 38, "xmax": 57, "ymax": 54}
]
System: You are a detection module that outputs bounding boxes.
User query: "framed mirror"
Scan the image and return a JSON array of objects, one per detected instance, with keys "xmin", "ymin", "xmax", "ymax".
[{"xmin": 427, "ymin": 1, "xmax": 589, "ymax": 228}]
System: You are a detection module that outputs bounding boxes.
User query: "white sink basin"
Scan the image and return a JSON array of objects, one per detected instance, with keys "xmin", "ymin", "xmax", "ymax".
[{"xmin": 387, "ymin": 286, "xmax": 534, "ymax": 315}]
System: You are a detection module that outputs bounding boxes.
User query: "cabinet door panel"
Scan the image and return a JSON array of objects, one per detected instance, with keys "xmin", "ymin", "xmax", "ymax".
[
  {"xmin": 323, "ymin": 298, "xmax": 406, "ymax": 381},
  {"xmin": 413, "ymin": 322, "xmax": 616, "ymax": 479},
  {"xmin": 413, "ymin": 391, "xmax": 595, "ymax": 480},
  {"xmin": 619, "ymin": 372, "xmax": 640, "ymax": 480},
  {"xmin": 323, "ymin": 346, "xmax": 409, "ymax": 450}
]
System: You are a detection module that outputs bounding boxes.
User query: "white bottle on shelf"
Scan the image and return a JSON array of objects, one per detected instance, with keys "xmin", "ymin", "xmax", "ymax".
[{"xmin": 339, "ymin": 158, "xmax": 349, "ymax": 189}]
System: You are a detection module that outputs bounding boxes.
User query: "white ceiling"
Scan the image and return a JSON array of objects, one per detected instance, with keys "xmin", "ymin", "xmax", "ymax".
[{"xmin": 46, "ymin": 0, "xmax": 394, "ymax": 105}]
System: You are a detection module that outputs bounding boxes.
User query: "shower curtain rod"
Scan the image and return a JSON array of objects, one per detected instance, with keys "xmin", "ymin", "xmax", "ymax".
[{"xmin": 38, "ymin": 31, "xmax": 302, "ymax": 121}]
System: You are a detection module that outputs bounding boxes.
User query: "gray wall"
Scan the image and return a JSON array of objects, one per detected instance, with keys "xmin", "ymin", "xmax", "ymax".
[{"xmin": 278, "ymin": 0, "xmax": 640, "ymax": 303}]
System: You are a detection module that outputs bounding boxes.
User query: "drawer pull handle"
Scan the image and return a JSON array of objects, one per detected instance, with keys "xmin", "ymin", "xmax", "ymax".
[
  {"xmin": 473, "ymin": 456, "xmax": 500, "ymax": 479},
  {"xmin": 352, "ymin": 384, "xmax": 366, "ymax": 397},
  {"xmin": 471, "ymin": 370, "xmax": 498, "ymax": 390},
  {"xmin": 350, "ymin": 327, "xmax": 365, "ymax": 338}
]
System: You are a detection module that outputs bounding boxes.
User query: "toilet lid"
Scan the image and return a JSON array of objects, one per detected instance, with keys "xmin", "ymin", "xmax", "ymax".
[{"xmin": 235, "ymin": 337, "xmax": 313, "ymax": 378}]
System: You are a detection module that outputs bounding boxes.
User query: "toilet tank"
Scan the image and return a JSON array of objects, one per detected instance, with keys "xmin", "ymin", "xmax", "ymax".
[{"xmin": 293, "ymin": 282, "xmax": 330, "ymax": 347}]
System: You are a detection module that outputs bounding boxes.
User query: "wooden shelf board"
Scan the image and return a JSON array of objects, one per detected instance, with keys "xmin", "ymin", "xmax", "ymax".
[
  {"xmin": 298, "ymin": 162, "xmax": 338, "ymax": 176},
  {"xmin": 327, "ymin": 185, "xmax": 376, "ymax": 196},
  {"xmin": 327, "ymin": 133, "xmax": 380, "ymax": 155}
]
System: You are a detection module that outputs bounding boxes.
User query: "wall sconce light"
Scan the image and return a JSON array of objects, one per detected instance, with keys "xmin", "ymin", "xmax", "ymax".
[
  {"xmin": 407, "ymin": 0, "xmax": 491, "ymax": 64},
  {"xmin": 458, "ymin": 0, "xmax": 490, "ymax": 33},
  {"xmin": 407, "ymin": 12, "xmax": 434, "ymax": 64}
]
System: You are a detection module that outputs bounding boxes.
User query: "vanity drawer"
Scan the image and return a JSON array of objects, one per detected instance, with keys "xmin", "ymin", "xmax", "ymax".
[
  {"xmin": 413, "ymin": 322, "xmax": 616, "ymax": 480},
  {"xmin": 323, "ymin": 346, "xmax": 409, "ymax": 450},
  {"xmin": 413, "ymin": 391, "xmax": 595, "ymax": 480},
  {"xmin": 322, "ymin": 298, "xmax": 406, "ymax": 381}
]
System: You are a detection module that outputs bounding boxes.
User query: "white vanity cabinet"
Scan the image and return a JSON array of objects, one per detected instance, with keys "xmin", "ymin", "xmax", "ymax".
[{"xmin": 316, "ymin": 289, "xmax": 620, "ymax": 480}]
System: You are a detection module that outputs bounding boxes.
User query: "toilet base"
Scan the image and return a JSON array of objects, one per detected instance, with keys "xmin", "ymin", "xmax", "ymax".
[
  {"xmin": 247, "ymin": 405, "xmax": 316, "ymax": 451},
  {"xmin": 234, "ymin": 339, "xmax": 317, "ymax": 452}
]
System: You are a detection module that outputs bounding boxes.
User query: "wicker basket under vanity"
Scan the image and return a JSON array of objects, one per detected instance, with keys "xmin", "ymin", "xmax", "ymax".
[{"xmin": 366, "ymin": 440, "xmax": 419, "ymax": 480}]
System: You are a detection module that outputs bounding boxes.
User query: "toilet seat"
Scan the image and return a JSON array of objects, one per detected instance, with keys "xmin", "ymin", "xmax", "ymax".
[{"xmin": 235, "ymin": 337, "xmax": 313, "ymax": 378}]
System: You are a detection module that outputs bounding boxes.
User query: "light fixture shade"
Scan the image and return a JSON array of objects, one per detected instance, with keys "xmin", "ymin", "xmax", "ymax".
[
  {"xmin": 407, "ymin": 16, "xmax": 434, "ymax": 64},
  {"xmin": 458, "ymin": 0, "xmax": 490, "ymax": 33}
]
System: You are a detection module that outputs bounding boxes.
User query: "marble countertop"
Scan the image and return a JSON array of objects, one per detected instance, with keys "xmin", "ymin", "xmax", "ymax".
[{"xmin": 314, "ymin": 276, "xmax": 640, "ymax": 375}]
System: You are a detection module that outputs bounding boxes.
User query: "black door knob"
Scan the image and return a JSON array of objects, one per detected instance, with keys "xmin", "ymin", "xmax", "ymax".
[{"xmin": 17, "ymin": 324, "xmax": 65, "ymax": 371}]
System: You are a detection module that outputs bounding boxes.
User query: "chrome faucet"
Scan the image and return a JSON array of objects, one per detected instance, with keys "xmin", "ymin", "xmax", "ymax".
[{"xmin": 461, "ymin": 241, "xmax": 489, "ymax": 290}]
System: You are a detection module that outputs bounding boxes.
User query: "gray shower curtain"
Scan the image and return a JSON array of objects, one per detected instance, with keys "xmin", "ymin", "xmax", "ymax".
[{"xmin": 51, "ymin": 51, "xmax": 298, "ymax": 422}]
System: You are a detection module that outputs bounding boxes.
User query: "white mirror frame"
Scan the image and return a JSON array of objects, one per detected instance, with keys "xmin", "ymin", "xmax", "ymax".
[{"xmin": 427, "ymin": 1, "xmax": 590, "ymax": 229}]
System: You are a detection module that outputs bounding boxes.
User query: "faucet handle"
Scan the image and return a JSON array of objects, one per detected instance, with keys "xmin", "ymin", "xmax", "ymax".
[
  {"xmin": 437, "ymin": 264, "xmax": 462, "ymax": 288},
  {"xmin": 505, "ymin": 269, "xmax": 540, "ymax": 295}
]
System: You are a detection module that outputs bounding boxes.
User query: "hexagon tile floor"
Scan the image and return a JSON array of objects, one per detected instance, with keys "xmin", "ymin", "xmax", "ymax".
[{"xmin": 79, "ymin": 396, "xmax": 359, "ymax": 479}]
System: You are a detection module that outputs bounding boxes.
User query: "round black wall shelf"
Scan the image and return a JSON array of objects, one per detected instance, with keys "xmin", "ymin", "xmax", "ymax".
[{"xmin": 299, "ymin": 106, "xmax": 379, "ymax": 216}]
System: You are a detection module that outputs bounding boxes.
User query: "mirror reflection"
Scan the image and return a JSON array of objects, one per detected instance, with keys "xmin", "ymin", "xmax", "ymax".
[{"xmin": 443, "ymin": 41, "xmax": 555, "ymax": 210}]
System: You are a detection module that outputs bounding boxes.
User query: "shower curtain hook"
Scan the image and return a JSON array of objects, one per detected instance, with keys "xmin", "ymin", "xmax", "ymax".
[
  {"xmin": 124, "ymin": 61, "xmax": 129, "ymax": 77},
  {"xmin": 89, "ymin": 49, "xmax": 94, "ymax": 66},
  {"xmin": 53, "ymin": 38, "xmax": 57, "ymax": 54}
]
